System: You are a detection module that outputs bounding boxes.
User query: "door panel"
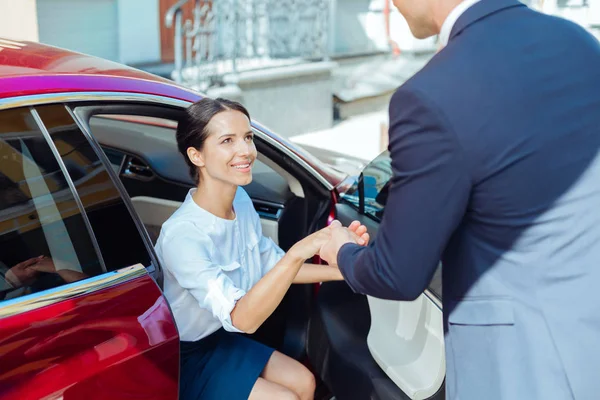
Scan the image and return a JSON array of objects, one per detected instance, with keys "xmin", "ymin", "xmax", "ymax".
[
  {"xmin": 0, "ymin": 265, "xmax": 179, "ymax": 400},
  {"xmin": 329, "ymin": 203, "xmax": 445, "ymax": 399},
  {"xmin": 367, "ymin": 295, "xmax": 445, "ymax": 400}
]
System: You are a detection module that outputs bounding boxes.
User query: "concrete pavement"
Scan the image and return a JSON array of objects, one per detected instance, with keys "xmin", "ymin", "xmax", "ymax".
[
  {"xmin": 290, "ymin": 52, "xmax": 433, "ymax": 175},
  {"xmin": 290, "ymin": 109, "xmax": 389, "ymax": 176}
]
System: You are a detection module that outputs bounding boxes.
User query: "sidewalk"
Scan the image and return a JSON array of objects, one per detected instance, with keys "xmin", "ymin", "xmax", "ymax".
[
  {"xmin": 290, "ymin": 52, "xmax": 433, "ymax": 175},
  {"xmin": 291, "ymin": 109, "xmax": 389, "ymax": 176}
]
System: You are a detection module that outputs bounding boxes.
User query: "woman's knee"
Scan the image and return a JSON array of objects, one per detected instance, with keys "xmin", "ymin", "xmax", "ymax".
[
  {"xmin": 249, "ymin": 377, "xmax": 300, "ymax": 400},
  {"xmin": 281, "ymin": 389, "xmax": 301, "ymax": 400},
  {"xmin": 296, "ymin": 366, "xmax": 316, "ymax": 400}
]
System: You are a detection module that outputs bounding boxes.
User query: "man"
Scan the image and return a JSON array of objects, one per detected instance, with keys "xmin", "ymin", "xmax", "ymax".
[{"xmin": 320, "ymin": 0, "xmax": 600, "ymax": 399}]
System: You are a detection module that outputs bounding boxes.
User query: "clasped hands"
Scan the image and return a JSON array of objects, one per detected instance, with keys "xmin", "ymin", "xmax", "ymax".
[
  {"xmin": 5, "ymin": 255, "xmax": 55, "ymax": 287},
  {"xmin": 290, "ymin": 220, "xmax": 370, "ymax": 267}
]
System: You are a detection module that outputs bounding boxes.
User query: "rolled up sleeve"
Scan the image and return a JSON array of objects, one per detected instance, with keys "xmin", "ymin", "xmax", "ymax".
[{"xmin": 161, "ymin": 227, "xmax": 246, "ymax": 333}]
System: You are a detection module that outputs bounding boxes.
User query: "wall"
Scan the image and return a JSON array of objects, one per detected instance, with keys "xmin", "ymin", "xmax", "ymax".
[
  {"xmin": 332, "ymin": 0, "xmax": 387, "ymax": 56},
  {"xmin": 208, "ymin": 62, "xmax": 337, "ymax": 138},
  {"xmin": 37, "ymin": 0, "xmax": 119, "ymax": 61},
  {"xmin": 331, "ymin": 0, "xmax": 436, "ymax": 57},
  {"xmin": 117, "ymin": 0, "xmax": 161, "ymax": 65},
  {"xmin": 36, "ymin": 0, "xmax": 161, "ymax": 65},
  {"xmin": 0, "ymin": 0, "xmax": 39, "ymax": 41}
]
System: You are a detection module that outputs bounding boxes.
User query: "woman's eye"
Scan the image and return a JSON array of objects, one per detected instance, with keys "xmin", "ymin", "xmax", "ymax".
[
  {"xmin": 245, "ymin": 135, "xmax": 253, "ymax": 142},
  {"xmin": 222, "ymin": 138, "xmax": 232, "ymax": 144}
]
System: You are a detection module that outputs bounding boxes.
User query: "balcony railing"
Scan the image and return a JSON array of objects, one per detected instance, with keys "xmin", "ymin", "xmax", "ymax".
[{"xmin": 166, "ymin": 0, "xmax": 330, "ymax": 91}]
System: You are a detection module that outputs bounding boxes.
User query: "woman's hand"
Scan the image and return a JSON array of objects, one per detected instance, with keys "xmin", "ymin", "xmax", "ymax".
[{"xmin": 288, "ymin": 227, "xmax": 332, "ymax": 261}]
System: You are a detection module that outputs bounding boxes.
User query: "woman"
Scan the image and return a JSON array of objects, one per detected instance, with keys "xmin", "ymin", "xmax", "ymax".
[{"xmin": 155, "ymin": 98, "xmax": 369, "ymax": 400}]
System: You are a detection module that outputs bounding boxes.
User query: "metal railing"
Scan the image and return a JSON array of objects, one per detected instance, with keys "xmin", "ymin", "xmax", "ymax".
[{"xmin": 165, "ymin": 0, "xmax": 330, "ymax": 90}]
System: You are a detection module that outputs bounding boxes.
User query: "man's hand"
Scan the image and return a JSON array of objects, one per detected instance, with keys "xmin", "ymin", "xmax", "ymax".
[
  {"xmin": 347, "ymin": 220, "xmax": 370, "ymax": 246},
  {"xmin": 5, "ymin": 256, "xmax": 44, "ymax": 287},
  {"xmin": 320, "ymin": 220, "xmax": 369, "ymax": 267}
]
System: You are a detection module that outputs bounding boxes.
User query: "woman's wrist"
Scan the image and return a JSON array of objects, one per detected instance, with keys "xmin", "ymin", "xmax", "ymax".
[{"xmin": 283, "ymin": 248, "xmax": 307, "ymax": 266}]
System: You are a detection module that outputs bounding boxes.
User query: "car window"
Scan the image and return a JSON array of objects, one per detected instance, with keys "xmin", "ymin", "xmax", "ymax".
[
  {"xmin": 35, "ymin": 105, "xmax": 152, "ymax": 272},
  {"xmin": 340, "ymin": 151, "xmax": 392, "ymax": 221},
  {"xmin": 0, "ymin": 107, "xmax": 103, "ymax": 302}
]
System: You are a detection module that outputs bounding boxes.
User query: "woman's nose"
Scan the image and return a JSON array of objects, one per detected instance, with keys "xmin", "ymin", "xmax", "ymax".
[{"xmin": 236, "ymin": 140, "xmax": 251, "ymax": 155}]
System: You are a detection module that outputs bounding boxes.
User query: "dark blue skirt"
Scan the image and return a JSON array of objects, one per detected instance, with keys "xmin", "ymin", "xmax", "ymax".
[{"xmin": 179, "ymin": 329, "xmax": 275, "ymax": 400}]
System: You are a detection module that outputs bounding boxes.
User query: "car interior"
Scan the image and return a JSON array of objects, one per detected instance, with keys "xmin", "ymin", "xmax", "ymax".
[{"xmin": 74, "ymin": 103, "xmax": 336, "ymax": 373}]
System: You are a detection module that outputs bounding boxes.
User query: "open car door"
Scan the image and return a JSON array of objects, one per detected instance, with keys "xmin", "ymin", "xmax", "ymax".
[{"xmin": 307, "ymin": 151, "xmax": 445, "ymax": 400}]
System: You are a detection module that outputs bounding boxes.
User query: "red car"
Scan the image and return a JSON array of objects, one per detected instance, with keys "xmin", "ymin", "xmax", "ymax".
[{"xmin": 0, "ymin": 39, "xmax": 444, "ymax": 400}]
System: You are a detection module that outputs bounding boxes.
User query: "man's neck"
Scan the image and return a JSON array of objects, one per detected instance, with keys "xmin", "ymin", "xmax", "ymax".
[
  {"xmin": 434, "ymin": 0, "xmax": 468, "ymax": 33},
  {"xmin": 437, "ymin": 0, "xmax": 482, "ymax": 46}
]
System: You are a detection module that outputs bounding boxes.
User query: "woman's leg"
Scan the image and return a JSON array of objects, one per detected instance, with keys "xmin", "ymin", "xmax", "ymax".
[
  {"xmin": 260, "ymin": 350, "xmax": 316, "ymax": 400},
  {"xmin": 249, "ymin": 378, "xmax": 299, "ymax": 400}
]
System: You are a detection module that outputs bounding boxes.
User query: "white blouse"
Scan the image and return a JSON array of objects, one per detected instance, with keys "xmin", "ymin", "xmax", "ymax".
[{"xmin": 155, "ymin": 187, "xmax": 285, "ymax": 341}]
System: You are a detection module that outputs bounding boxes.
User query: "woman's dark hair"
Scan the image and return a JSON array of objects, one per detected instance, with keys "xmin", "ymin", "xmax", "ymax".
[{"xmin": 176, "ymin": 97, "xmax": 251, "ymax": 183}]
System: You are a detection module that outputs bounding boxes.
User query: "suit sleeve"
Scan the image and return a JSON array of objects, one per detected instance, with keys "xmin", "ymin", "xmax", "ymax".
[{"xmin": 338, "ymin": 88, "xmax": 472, "ymax": 300}]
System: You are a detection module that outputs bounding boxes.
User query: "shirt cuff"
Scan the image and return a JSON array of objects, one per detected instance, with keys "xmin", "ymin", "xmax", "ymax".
[
  {"xmin": 4, "ymin": 269, "xmax": 21, "ymax": 288},
  {"xmin": 337, "ymin": 242, "xmax": 364, "ymax": 294},
  {"xmin": 219, "ymin": 288, "xmax": 246, "ymax": 333}
]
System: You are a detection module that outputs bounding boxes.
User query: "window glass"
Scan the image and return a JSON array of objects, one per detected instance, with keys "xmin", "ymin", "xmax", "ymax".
[
  {"xmin": 0, "ymin": 108, "xmax": 102, "ymax": 301},
  {"xmin": 340, "ymin": 151, "xmax": 393, "ymax": 221},
  {"xmin": 35, "ymin": 105, "xmax": 152, "ymax": 271}
]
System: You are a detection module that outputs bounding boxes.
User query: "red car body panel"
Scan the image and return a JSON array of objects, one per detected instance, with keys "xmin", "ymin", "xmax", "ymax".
[
  {"xmin": 0, "ymin": 275, "xmax": 179, "ymax": 400},
  {"xmin": 0, "ymin": 40, "xmax": 198, "ymax": 102}
]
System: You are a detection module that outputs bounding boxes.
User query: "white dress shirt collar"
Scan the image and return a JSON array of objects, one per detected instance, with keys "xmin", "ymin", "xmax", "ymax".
[{"xmin": 439, "ymin": 0, "xmax": 482, "ymax": 47}]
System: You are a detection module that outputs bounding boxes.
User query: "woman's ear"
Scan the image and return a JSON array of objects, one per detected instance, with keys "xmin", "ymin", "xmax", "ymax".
[{"xmin": 187, "ymin": 147, "xmax": 205, "ymax": 168}]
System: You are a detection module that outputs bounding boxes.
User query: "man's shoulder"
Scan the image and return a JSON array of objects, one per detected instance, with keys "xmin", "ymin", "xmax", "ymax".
[{"xmin": 391, "ymin": 47, "xmax": 467, "ymax": 108}]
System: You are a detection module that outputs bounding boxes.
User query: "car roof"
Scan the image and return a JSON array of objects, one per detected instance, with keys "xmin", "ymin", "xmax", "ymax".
[
  {"xmin": 0, "ymin": 38, "xmax": 346, "ymax": 187},
  {"xmin": 0, "ymin": 38, "xmax": 199, "ymax": 102}
]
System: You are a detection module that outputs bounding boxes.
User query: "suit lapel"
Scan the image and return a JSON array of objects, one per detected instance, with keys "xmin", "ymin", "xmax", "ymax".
[{"xmin": 450, "ymin": 0, "xmax": 526, "ymax": 42}]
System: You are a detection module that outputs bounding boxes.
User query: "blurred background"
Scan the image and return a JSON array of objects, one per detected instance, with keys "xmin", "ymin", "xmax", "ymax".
[{"xmin": 1, "ymin": 0, "xmax": 598, "ymax": 174}]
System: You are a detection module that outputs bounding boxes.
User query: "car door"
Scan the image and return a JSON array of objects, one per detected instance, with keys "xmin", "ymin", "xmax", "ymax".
[
  {"xmin": 0, "ymin": 105, "xmax": 179, "ymax": 400},
  {"xmin": 308, "ymin": 151, "xmax": 445, "ymax": 400}
]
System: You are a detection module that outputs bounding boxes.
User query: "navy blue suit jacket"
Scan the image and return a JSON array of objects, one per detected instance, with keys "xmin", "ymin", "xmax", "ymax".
[{"xmin": 338, "ymin": 1, "xmax": 600, "ymax": 398}]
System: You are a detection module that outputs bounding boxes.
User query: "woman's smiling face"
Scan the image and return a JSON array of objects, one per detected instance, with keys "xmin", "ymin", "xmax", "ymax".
[{"xmin": 188, "ymin": 109, "xmax": 257, "ymax": 188}]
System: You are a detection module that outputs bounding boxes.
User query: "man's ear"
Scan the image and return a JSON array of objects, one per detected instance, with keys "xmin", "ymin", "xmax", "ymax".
[{"xmin": 187, "ymin": 147, "xmax": 205, "ymax": 168}]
